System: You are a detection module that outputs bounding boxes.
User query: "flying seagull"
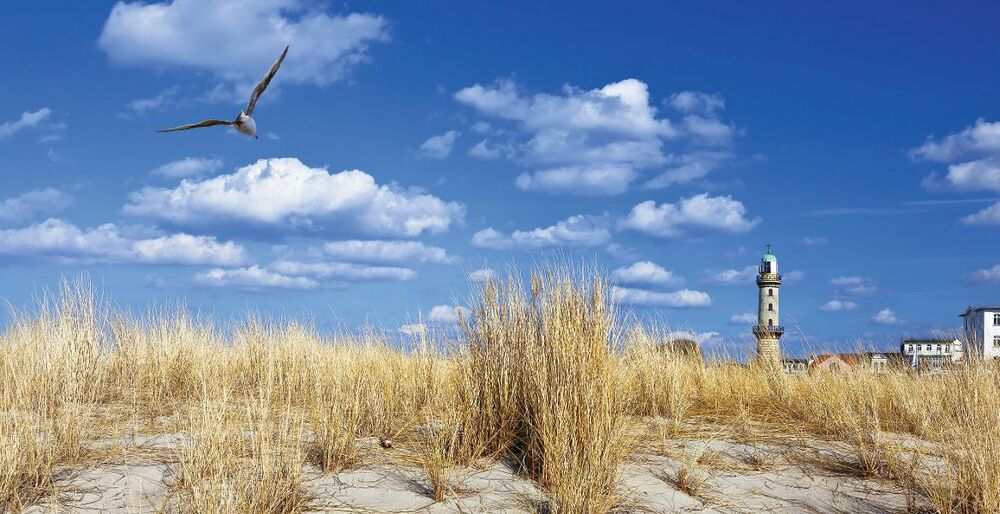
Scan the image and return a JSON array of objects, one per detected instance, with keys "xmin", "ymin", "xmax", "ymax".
[{"xmin": 158, "ymin": 45, "xmax": 289, "ymax": 139}]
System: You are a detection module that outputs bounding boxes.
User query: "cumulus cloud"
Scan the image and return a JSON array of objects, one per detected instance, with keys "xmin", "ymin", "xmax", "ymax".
[
  {"xmin": 871, "ymin": 308, "xmax": 900, "ymax": 326},
  {"xmin": 0, "ymin": 188, "xmax": 73, "ymax": 225},
  {"xmin": 818, "ymin": 299, "xmax": 858, "ymax": 312},
  {"xmin": 151, "ymin": 157, "xmax": 223, "ymax": 178},
  {"xmin": 99, "ymin": 0, "xmax": 389, "ymax": 89},
  {"xmin": 270, "ymin": 260, "xmax": 414, "ymax": 282},
  {"xmin": 428, "ymin": 305, "xmax": 463, "ymax": 324},
  {"xmin": 612, "ymin": 261, "xmax": 682, "ymax": 287},
  {"xmin": 0, "ymin": 218, "xmax": 245, "ymax": 266},
  {"xmin": 830, "ymin": 276, "xmax": 879, "ymax": 297},
  {"xmin": 322, "ymin": 240, "xmax": 457, "ymax": 265},
  {"xmin": 124, "ymin": 158, "xmax": 464, "ymax": 237},
  {"xmin": 704, "ymin": 265, "xmax": 757, "ymax": 286},
  {"xmin": 910, "ymin": 119, "xmax": 1000, "ymax": 162},
  {"xmin": 195, "ymin": 265, "xmax": 317, "ymax": 290},
  {"xmin": 910, "ymin": 120, "xmax": 1000, "ymax": 219},
  {"xmin": 471, "ymin": 214, "xmax": 610, "ymax": 250},
  {"xmin": 618, "ymin": 193, "xmax": 759, "ymax": 237},
  {"xmin": 0, "ymin": 108, "xmax": 53, "ymax": 139},
  {"xmin": 516, "ymin": 165, "xmax": 637, "ymax": 195},
  {"xmin": 418, "ymin": 131, "xmax": 460, "ymax": 159},
  {"xmin": 967, "ymin": 264, "xmax": 1000, "ymax": 282},
  {"xmin": 125, "ymin": 87, "xmax": 177, "ymax": 116},
  {"xmin": 666, "ymin": 91, "xmax": 725, "ymax": 114},
  {"xmin": 962, "ymin": 201, "xmax": 1000, "ymax": 225},
  {"xmin": 455, "ymin": 78, "xmax": 737, "ymax": 195},
  {"xmin": 468, "ymin": 267, "xmax": 496, "ymax": 283},
  {"xmin": 611, "ymin": 286, "xmax": 711, "ymax": 308},
  {"xmin": 667, "ymin": 330, "xmax": 722, "ymax": 346},
  {"xmin": 399, "ymin": 323, "xmax": 426, "ymax": 336},
  {"xmin": 729, "ymin": 313, "xmax": 757, "ymax": 324}
]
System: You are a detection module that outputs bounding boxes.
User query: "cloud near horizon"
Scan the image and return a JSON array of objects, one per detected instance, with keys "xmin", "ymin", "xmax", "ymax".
[{"xmin": 0, "ymin": 218, "xmax": 246, "ymax": 266}]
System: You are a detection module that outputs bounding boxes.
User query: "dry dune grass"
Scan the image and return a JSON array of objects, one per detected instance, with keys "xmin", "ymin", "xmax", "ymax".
[{"xmin": 1, "ymin": 270, "xmax": 1000, "ymax": 513}]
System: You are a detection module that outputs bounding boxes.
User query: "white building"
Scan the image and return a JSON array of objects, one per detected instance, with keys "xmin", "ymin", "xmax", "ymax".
[
  {"xmin": 961, "ymin": 306, "xmax": 1000, "ymax": 361},
  {"xmin": 900, "ymin": 338, "xmax": 963, "ymax": 369}
]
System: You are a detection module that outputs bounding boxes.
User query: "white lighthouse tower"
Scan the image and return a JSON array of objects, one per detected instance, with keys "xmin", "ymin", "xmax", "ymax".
[{"xmin": 753, "ymin": 245, "xmax": 784, "ymax": 364}]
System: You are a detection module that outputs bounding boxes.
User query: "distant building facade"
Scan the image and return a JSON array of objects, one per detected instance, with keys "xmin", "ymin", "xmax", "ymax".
[
  {"xmin": 900, "ymin": 338, "xmax": 963, "ymax": 370},
  {"xmin": 961, "ymin": 306, "xmax": 1000, "ymax": 361},
  {"xmin": 753, "ymin": 246, "xmax": 784, "ymax": 365}
]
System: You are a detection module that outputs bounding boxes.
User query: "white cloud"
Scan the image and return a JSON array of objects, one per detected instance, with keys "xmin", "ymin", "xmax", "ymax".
[
  {"xmin": 322, "ymin": 240, "xmax": 457, "ymax": 265},
  {"xmin": 830, "ymin": 276, "xmax": 879, "ymax": 297},
  {"xmin": 0, "ymin": 108, "xmax": 52, "ymax": 139},
  {"xmin": 910, "ymin": 119, "xmax": 1000, "ymax": 162},
  {"xmin": 418, "ymin": 130, "xmax": 460, "ymax": 159},
  {"xmin": 610, "ymin": 286, "xmax": 711, "ymax": 308},
  {"xmin": 124, "ymin": 158, "xmax": 464, "ymax": 237},
  {"xmin": 667, "ymin": 91, "xmax": 725, "ymax": 114},
  {"xmin": 0, "ymin": 218, "xmax": 245, "ymax": 266},
  {"xmin": 619, "ymin": 193, "xmax": 760, "ymax": 237},
  {"xmin": 472, "ymin": 214, "xmax": 610, "ymax": 250},
  {"xmin": 0, "ymin": 188, "xmax": 73, "ymax": 225},
  {"xmin": 729, "ymin": 313, "xmax": 757, "ymax": 324},
  {"xmin": 612, "ymin": 261, "xmax": 682, "ymax": 287},
  {"xmin": 705, "ymin": 265, "xmax": 757, "ymax": 286},
  {"xmin": 468, "ymin": 267, "xmax": 496, "ymax": 283},
  {"xmin": 642, "ymin": 151, "xmax": 732, "ymax": 190},
  {"xmin": 399, "ymin": 323, "xmax": 426, "ymax": 336},
  {"xmin": 125, "ymin": 87, "xmax": 177, "ymax": 115},
  {"xmin": 151, "ymin": 157, "xmax": 223, "ymax": 178},
  {"xmin": 910, "ymin": 120, "xmax": 1000, "ymax": 215},
  {"xmin": 270, "ymin": 260, "xmax": 415, "ymax": 282},
  {"xmin": 99, "ymin": 0, "xmax": 389, "ymax": 88},
  {"xmin": 967, "ymin": 264, "xmax": 1000, "ymax": 282},
  {"xmin": 515, "ymin": 165, "xmax": 637, "ymax": 195},
  {"xmin": 455, "ymin": 78, "xmax": 737, "ymax": 194},
  {"xmin": 798, "ymin": 236, "xmax": 829, "ymax": 246},
  {"xmin": 667, "ymin": 330, "xmax": 721, "ymax": 346},
  {"xmin": 428, "ymin": 304, "xmax": 463, "ymax": 324},
  {"xmin": 871, "ymin": 308, "xmax": 900, "ymax": 326},
  {"xmin": 195, "ymin": 266, "xmax": 317, "ymax": 290},
  {"xmin": 456, "ymin": 78, "xmax": 673, "ymax": 138},
  {"xmin": 818, "ymin": 300, "xmax": 858, "ymax": 312},
  {"xmin": 962, "ymin": 201, "xmax": 1000, "ymax": 225}
]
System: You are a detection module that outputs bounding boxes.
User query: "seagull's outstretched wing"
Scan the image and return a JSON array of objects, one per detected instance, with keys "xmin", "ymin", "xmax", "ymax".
[
  {"xmin": 246, "ymin": 45, "xmax": 289, "ymax": 116},
  {"xmin": 157, "ymin": 119, "xmax": 234, "ymax": 133}
]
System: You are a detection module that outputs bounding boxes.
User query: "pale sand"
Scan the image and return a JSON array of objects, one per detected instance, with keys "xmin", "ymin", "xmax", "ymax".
[{"xmin": 18, "ymin": 424, "xmax": 931, "ymax": 513}]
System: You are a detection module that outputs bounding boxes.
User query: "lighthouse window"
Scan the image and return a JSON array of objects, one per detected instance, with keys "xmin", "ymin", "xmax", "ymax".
[
  {"xmin": 768, "ymin": 319, "xmax": 773, "ymax": 327},
  {"xmin": 768, "ymin": 303, "xmax": 773, "ymax": 311},
  {"xmin": 994, "ymin": 336, "xmax": 1000, "ymax": 348},
  {"xmin": 994, "ymin": 313, "xmax": 1000, "ymax": 326},
  {"xmin": 768, "ymin": 288, "xmax": 773, "ymax": 297}
]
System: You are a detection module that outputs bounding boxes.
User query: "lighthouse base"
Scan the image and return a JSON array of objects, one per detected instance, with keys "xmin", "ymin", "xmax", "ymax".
[{"xmin": 754, "ymin": 337, "xmax": 781, "ymax": 366}]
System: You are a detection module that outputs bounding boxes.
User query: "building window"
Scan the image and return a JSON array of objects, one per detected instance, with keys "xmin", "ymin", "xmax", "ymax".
[
  {"xmin": 994, "ymin": 336, "xmax": 1000, "ymax": 348},
  {"xmin": 994, "ymin": 313, "xmax": 1000, "ymax": 326},
  {"xmin": 768, "ymin": 319, "xmax": 773, "ymax": 327},
  {"xmin": 768, "ymin": 303, "xmax": 774, "ymax": 311},
  {"xmin": 768, "ymin": 288, "xmax": 773, "ymax": 297}
]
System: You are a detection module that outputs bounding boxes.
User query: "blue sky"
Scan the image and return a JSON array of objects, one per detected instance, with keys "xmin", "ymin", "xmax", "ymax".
[{"xmin": 2, "ymin": 1, "xmax": 999, "ymax": 356}]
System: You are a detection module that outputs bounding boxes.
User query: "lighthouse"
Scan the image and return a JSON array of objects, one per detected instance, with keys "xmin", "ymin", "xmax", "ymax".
[{"xmin": 753, "ymin": 245, "xmax": 784, "ymax": 364}]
